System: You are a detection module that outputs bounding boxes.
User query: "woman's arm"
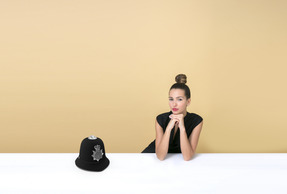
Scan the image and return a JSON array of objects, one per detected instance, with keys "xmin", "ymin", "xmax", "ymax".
[
  {"xmin": 155, "ymin": 119, "xmax": 175, "ymax": 160},
  {"xmin": 180, "ymin": 121, "xmax": 203, "ymax": 161}
]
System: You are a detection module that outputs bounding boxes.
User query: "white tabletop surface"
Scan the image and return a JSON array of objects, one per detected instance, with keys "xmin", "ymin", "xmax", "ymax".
[{"xmin": 0, "ymin": 153, "xmax": 286, "ymax": 194}]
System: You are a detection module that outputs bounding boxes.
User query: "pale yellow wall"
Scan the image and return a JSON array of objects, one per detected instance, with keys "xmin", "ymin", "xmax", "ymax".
[{"xmin": 0, "ymin": 0, "xmax": 286, "ymax": 153}]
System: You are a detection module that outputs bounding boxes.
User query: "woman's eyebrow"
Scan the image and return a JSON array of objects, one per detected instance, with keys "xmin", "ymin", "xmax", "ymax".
[{"xmin": 169, "ymin": 96, "xmax": 184, "ymax": 99}]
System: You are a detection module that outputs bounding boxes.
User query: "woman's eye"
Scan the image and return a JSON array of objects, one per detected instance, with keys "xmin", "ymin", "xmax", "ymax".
[
  {"xmin": 169, "ymin": 99, "xmax": 173, "ymax": 101},
  {"xmin": 179, "ymin": 99, "xmax": 182, "ymax": 101}
]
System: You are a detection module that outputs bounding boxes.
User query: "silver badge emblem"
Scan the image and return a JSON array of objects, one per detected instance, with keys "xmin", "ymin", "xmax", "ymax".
[{"xmin": 92, "ymin": 145, "xmax": 103, "ymax": 161}]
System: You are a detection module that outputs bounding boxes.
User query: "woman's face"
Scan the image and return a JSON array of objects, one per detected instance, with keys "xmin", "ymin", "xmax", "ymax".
[{"xmin": 169, "ymin": 89, "xmax": 191, "ymax": 115}]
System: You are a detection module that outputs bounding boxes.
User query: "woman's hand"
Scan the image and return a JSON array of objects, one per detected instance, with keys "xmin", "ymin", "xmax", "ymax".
[
  {"xmin": 169, "ymin": 114, "xmax": 185, "ymax": 130},
  {"xmin": 166, "ymin": 115, "xmax": 179, "ymax": 132}
]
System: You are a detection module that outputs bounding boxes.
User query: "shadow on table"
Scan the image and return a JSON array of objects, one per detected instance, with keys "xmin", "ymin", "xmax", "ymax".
[{"xmin": 164, "ymin": 153, "xmax": 201, "ymax": 160}]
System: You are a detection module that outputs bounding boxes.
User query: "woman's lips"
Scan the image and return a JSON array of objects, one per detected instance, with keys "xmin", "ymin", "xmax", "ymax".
[{"xmin": 172, "ymin": 108, "xmax": 178, "ymax": 111}]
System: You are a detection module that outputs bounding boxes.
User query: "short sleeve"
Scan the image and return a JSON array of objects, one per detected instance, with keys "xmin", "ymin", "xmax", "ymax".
[
  {"xmin": 194, "ymin": 115, "xmax": 203, "ymax": 127},
  {"xmin": 156, "ymin": 114, "xmax": 164, "ymax": 129},
  {"xmin": 156, "ymin": 112, "xmax": 171, "ymax": 130},
  {"xmin": 185, "ymin": 113, "xmax": 203, "ymax": 137}
]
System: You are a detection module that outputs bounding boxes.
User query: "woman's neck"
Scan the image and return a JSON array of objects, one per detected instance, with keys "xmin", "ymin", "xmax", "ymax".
[{"xmin": 183, "ymin": 110, "xmax": 187, "ymax": 117}]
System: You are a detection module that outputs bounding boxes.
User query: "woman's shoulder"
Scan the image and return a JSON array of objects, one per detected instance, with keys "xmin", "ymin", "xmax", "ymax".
[
  {"xmin": 156, "ymin": 111, "xmax": 172, "ymax": 127},
  {"xmin": 156, "ymin": 111, "xmax": 172, "ymax": 119},
  {"xmin": 187, "ymin": 112, "xmax": 203, "ymax": 123}
]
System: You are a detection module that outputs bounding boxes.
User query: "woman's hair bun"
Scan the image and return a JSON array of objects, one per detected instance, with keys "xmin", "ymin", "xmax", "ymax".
[{"xmin": 175, "ymin": 74, "xmax": 187, "ymax": 84}]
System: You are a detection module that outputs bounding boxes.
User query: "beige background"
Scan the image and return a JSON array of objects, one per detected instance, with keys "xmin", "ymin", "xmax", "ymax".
[{"xmin": 0, "ymin": 0, "xmax": 286, "ymax": 153}]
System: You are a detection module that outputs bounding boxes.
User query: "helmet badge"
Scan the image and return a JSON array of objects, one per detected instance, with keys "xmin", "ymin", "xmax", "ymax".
[{"xmin": 92, "ymin": 145, "xmax": 103, "ymax": 161}]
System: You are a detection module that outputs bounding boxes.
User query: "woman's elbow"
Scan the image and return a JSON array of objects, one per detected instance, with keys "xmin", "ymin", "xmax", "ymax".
[
  {"xmin": 183, "ymin": 156, "xmax": 192, "ymax": 161},
  {"xmin": 157, "ymin": 156, "xmax": 165, "ymax": 161},
  {"xmin": 156, "ymin": 151, "xmax": 166, "ymax": 161},
  {"xmin": 183, "ymin": 152, "xmax": 195, "ymax": 161}
]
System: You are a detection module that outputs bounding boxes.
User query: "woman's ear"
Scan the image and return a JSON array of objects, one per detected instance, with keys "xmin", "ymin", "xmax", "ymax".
[{"xmin": 187, "ymin": 98, "xmax": 191, "ymax": 106}]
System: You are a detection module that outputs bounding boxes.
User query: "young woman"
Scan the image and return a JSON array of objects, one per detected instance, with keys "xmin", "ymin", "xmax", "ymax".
[{"xmin": 142, "ymin": 74, "xmax": 203, "ymax": 161}]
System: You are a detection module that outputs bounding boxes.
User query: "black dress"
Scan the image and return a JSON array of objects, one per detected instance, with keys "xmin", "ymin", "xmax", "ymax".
[{"xmin": 142, "ymin": 111, "xmax": 203, "ymax": 153}]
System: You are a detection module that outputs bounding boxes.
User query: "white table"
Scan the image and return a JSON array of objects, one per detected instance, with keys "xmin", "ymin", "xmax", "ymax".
[{"xmin": 0, "ymin": 153, "xmax": 286, "ymax": 194}]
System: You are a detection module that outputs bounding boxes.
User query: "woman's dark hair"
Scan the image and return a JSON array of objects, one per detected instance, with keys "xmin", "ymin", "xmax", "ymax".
[{"xmin": 169, "ymin": 74, "xmax": 191, "ymax": 99}]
